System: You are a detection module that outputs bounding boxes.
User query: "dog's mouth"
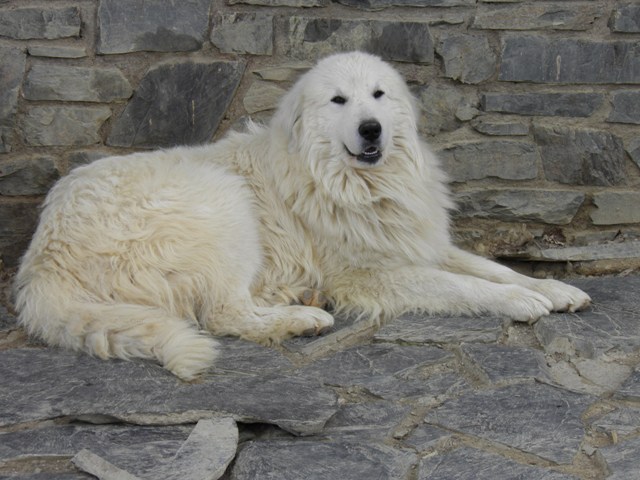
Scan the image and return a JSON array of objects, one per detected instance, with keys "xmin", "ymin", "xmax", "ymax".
[{"xmin": 345, "ymin": 145, "xmax": 382, "ymax": 165}]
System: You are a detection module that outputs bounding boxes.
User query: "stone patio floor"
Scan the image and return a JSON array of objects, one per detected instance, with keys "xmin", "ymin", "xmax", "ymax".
[{"xmin": 0, "ymin": 275, "xmax": 639, "ymax": 479}]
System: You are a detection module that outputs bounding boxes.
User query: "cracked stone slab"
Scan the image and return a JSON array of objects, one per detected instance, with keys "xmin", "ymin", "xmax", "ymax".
[
  {"xmin": 425, "ymin": 383, "xmax": 593, "ymax": 463},
  {"xmin": 374, "ymin": 312, "xmax": 504, "ymax": 344},
  {"xmin": 323, "ymin": 401, "xmax": 411, "ymax": 440},
  {"xmin": 461, "ymin": 343, "xmax": 553, "ymax": 384},
  {"xmin": 419, "ymin": 446, "xmax": 580, "ymax": 480},
  {"xmin": 404, "ymin": 424, "xmax": 452, "ymax": 451},
  {"xmin": 0, "ymin": 349, "xmax": 337, "ymax": 435},
  {"xmin": 230, "ymin": 438, "xmax": 417, "ymax": 479},
  {"xmin": 592, "ymin": 406, "xmax": 640, "ymax": 438},
  {"xmin": 535, "ymin": 276, "xmax": 640, "ymax": 360},
  {"xmin": 613, "ymin": 367, "xmax": 640, "ymax": 402},
  {"xmin": 596, "ymin": 436, "xmax": 640, "ymax": 480}
]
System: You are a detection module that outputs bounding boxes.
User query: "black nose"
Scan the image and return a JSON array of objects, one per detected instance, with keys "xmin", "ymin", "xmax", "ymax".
[{"xmin": 358, "ymin": 120, "xmax": 381, "ymax": 142}]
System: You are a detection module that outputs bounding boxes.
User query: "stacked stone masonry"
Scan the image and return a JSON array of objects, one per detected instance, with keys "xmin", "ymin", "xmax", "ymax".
[{"xmin": 1, "ymin": 0, "xmax": 640, "ymax": 269}]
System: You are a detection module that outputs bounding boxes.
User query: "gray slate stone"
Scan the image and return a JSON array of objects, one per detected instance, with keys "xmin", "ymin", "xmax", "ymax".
[
  {"xmin": 72, "ymin": 450, "xmax": 140, "ymax": 480},
  {"xmin": 336, "ymin": 0, "xmax": 473, "ymax": 8},
  {"xmin": 534, "ymin": 276, "xmax": 640, "ymax": 360},
  {"xmin": 534, "ymin": 125, "xmax": 626, "ymax": 186},
  {"xmin": 0, "ymin": 348, "xmax": 338, "ymax": 435},
  {"xmin": 597, "ymin": 436, "xmax": 640, "ymax": 480},
  {"xmin": 608, "ymin": 90, "xmax": 640, "ymax": 124},
  {"xmin": 473, "ymin": 3, "xmax": 603, "ymax": 30},
  {"xmin": 0, "ymin": 7, "xmax": 80, "ymax": 39},
  {"xmin": 438, "ymin": 140, "xmax": 538, "ymax": 182},
  {"xmin": 414, "ymin": 84, "xmax": 478, "ymax": 135},
  {"xmin": 211, "ymin": 13, "xmax": 273, "ymax": 55},
  {"xmin": 461, "ymin": 343, "xmax": 552, "ymax": 384},
  {"xmin": 500, "ymin": 36, "xmax": 640, "ymax": 84},
  {"xmin": 482, "ymin": 92, "xmax": 603, "ymax": 117},
  {"xmin": 626, "ymin": 138, "xmax": 640, "ymax": 169},
  {"xmin": 0, "ymin": 305, "xmax": 16, "ymax": 331},
  {"xmin": 592, "ymin": 406, "xmax": 640, "ymax": 437},
  {"xmin": 0, "ymin": 201, "xmax": 40, "ymax": 267},
  {"xmin": 0, "ymin": 156, "xmax": 60, "ymax": 195},
  {"xmin": 97, "ymin": 0, "xmax": 211, "ymax": 54},
  {"xmin": 471, "ymin": 117, "xmax": 529, "ymax": 136},
  {"xmin": 610, "ymin": 4, "xmax": 640, "ymax": 33},
  {"xmin": 229, "ymin": 0, "xmax": 327, "ymax": 5},
  {"xmin": 108, "ymin": 61, "xmax": 244, "ymax": 148},
  {"xmin": 230, "ymin": 439, "xmax": 417, "ymax": 480},
  {"xmin": 0, "ymin": 46, "xmax": 26, "ymax": 153},
  {"xmin": 66, "ymin": 150, "xmax": 113, "ymax": 172},
  {"xmin": 21, "ymin": 106, "xmax": 111, "ymax": 147},
  {"xmin": 614, "ymin": 367, "xmax": 640, "ymax": 402},
  {"xmin": 374, "ymin": 312, "xmax": 504, "ymax": 344},
  {"xmin": 425, "ymin": 383, "xmax": 592, "ymax": 463},
  {"xmin": 591, "ymin": 192, "xmax": 640, "ymax": 225},
  {"xmin": 436, "ymin": 33, "xmax": 497, "ymax": 84},
  {"xmin": 419, "ymin": 446, "xmax": 579, "ymax": 480},
  {"xmin": 24, "ymin": 65, "xmax": 132, "ymax": 102},
  {"xmin": 27, "ymin": 44, "xmax": 87, "ymax": 58},
  {"xmin": 454, "ymin": 188, "xmax": 585, "ymax": 225},
  {"xmin": 286, "ymin": 17, "xmax": 434, "ymax": 64},
  {"xmin": 324, "ymin": 401, "xmax": 411, "ymax": 439},
  {"xmin": 404, "ymin": 424, "xmax": 451, "ymax": 451}
]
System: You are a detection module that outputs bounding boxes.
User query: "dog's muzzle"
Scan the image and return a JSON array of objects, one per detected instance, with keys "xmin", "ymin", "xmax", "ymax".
[{"xmin": 346, "ymin": 120, "xmax": 383, "ymax": 164}]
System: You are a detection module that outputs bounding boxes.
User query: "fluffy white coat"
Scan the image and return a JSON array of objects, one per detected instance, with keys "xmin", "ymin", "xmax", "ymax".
[{"xmin": 15, "ymin": 52, "xmax": 591, "ymax": 379}]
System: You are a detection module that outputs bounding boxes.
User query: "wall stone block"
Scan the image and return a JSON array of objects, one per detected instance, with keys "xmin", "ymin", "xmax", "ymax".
[
  {"xmin": 473, "ymin": 3, "xmax": 603, "ymax": 30},
  {"xmin": 0, "ymin": 156, "xmax": 60, "ymax": 196},
  {"xmin": 286, "ymin": 17, "xmax": 434, "ymax": 63},
  {"xmin": 211, "ymin": 13, "xmax": 274, "ymax": 55},
  {"xmin": 0, "ymin": 201, "xmax": 40, "ymax": 267},
  {"xmin": 533, "ymin": 125, "xmax": 626, "ymax": 186},
  {"xmin": 607, "ymin": 90, "xmax": 640, "ymax": 125},
  {"xmin": 23, "ymin": 65, "xmax": 132, "ymax": 103},
  {"xmin": 243, "ymin": 82, "xmax": 286, "ymax": 114},
  {"xmin": 455, "ymin": 189, "xmax": 585, "ymax": 225},
  {"xmin": 591, "ymin": 192, "xmax": 640, "ymax": 225},
  {"xmin": 0, "ymin": 46, "xmax": 25, "ymax": 153},
  {"xmin": 107, "ymin": 61, "xmax": 245, "ymax": 149},
  {"xmin": 436, "ymin": 33, "xmax": 496, "ymax": 84},
  {"xmin": 0, "ymin": 7, "xmax": 81, "ymax": 40},
  {"xmin": 626, "ymin": 138, "xmax": 640, "ymax": 170},
  {"xmin": 229, "ymin": 0, "xmax": 328, "ymax": 6},
  {"xmin": 336, "ymin": 0, "xmax": 474, "ymax": 9},
  {"xmin": 471, "ymin": 117, "xmax": 529, "ymax": 136},
  {"xmin": 27, "ymin": 45, "xmax": 87, "ymax": 59},
  {"xmin": 500, "ymin": 36, "xmax": 640, "ymax": 84},
  {"xmin": 610, "ymin": 4, "xmax": 640, "ymax": 33},
  {"xmin": 414, "ymin": 84, "xmax": 478, "ymax": 135},
  {"xmin": 97, "ymin": 0, "xmax": 211, "ymax": 54},
  {"xmin": 482, "ymin": 92, "xmax": 603, "ymax": 117},
  {"xmin": 438, "ymin": 140, "xmax": 538, "ymax": 182},
  {"xmin": 21, "ymin": 106, "xmax": 111, "ymax": 147}
]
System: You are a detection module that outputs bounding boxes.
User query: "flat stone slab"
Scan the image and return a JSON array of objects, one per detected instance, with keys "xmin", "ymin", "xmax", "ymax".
[
  {"xmin": 425, "ymin": 383, "xmax": 592, "ymax": 463},
  {"xmin": 230, "ymin": 439, "xmax": 417, "ymax": 479},
  {"xmin": 419, "ymin": 446, "xmax": 580, "ymax": 480},
  {"xmin": 597, "ymin": 436, "xmax": 640, "ymax": 480},
  {"xmin": 374, "ymin": 312, "xmax": 505, "ymax": 344},
  {"xmin": 613, "ymin": 367, "xmax": 640, "ymax": 402},
  {"xmin": 461, "ymin": 343, "xmax": 552, "ymax": 384},
  {"xmin": 0, "ymin": 348, "xmax": 337, "ymax": 435},
  {"xmin": 535, "ymin": 276, "xmax": 640, "ymax": 360},
  {"xmin": 323, "ymin": 401, "xmax": 411, "ymax": 440},
  {"xmin": 591, "ymin": 406, "xmax": 640, "ymax": 437}
]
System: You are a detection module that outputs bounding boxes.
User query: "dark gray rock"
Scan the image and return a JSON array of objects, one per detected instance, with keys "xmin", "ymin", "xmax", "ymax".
[
  {"xmin": 214, "ymin": 337, "xmax": 294, "ymax": 375},
  {"xmin": 592, "ymin": 406, "xmax": 640, "ymax": 437},
  {"xmin": 229, "ymin": 0, "xmax": 327, "ymax": 5},
  {"xmin": 404, "ymin": 424, "xmax": 451, "ymax": 451},
  {"xmin": 324, "ymin": 401, "xmax": 411, "ymax": 439},
  {"xmin": 614, "ymin": 367, "xmax": 640, "ymax": 402},
  {"xmin": 500, "ymin": 36, "xmax": 640, "ymax": 84},
  {"xmin": 0, "ymin": 305, "xmax": 16, "ymax": 331},
  {"xmin": 534, "ymin": 276, "xmax": 640, "ymax": 360},
  {"xmin": 436, "ymin": 33, "xmax": 496, "ymax": 84},
  {"xmin": 461, "ymin": 343, "xmax": 552, "ymax": 384},
  {"xmin": 534, "ymin": 125, "xmax": 626, "ymax": 186},
  {"xmin": 419, "ymin": 446, "xmax": 580, "ymax": 480},
  {"xmin": 211, "ymin": 13, "xmax": 273, "ymax": 55},
  {"xmin": 414, "ymin": 84, "xmax": 478, "ymax": 135},
  {"xmin": 438, "ymin": 140, "xmax": 538, "ymax": 182},
  {"xmin": 21, "ymin": 106, "xmax": 111, "ymax": 147},
  {"xmin": 0, "ymin": 7, "xmax": 80, "ymax": 39},
  {"xmin": 286, "ymin": 17, "xmax": 434, "ymax": 64},
  {"xmin": 482, "ymin": 92, "xmax": 603, "ymax": 117},
  {"xmin": 336, "ymin": 0, "xmax": 473, "ymax": 9},
  {"xmin": 425, "ymin": 383, "xmax": 592, "ymax": 463},
  {"xmin": 66, "ymin": 150, "xmax": 113, "ymax": 172},
  {"xmin": 473, "ymin": 3, "xmax": 603, "ymax": 30},
  {"xmin": 591, "ymin": 192, "xmax": 640, "ymax": 225},
  {"xmin": 97, "ymin": 0, "xmax": 211, "ymax": 54},
  {"xmin": 454, "ymin": 188, "xmax": 585, "ymax": 225},
  {"xmin": 608, "ymin": 90, "xmax": 640, "ymax": 124},
  {"xmin": 23, "ymin": 65, "xmax": 132, "ymax": 102},
  {"xmin": 626, "ymin": 138, "xmax": 640, "ymax": 169},
  {"xmin": 0, "ymin": 201, "xmax": 40, "ymax": 267},
  {"xmin": 610, "ymin": 4, "xmax": 640, "ymax": 33},
  {"xmin": 107, "ymin": 61, "xmax": 244, "ymax": 149},
  {"xmin": 0, "ymin": 348, "xmax": 338, "ymax": 435},
  {"xmin": 0, "ymin": 156, "xmax": 60, "ymax": 196},
  {"xmin": 597, "ymin": 436, "xmax": 640, "ymax": 480},
  {"xmin": 471, "ymin": 117, "xmax": 529, "ymax": 136},
  {"xmin": 0, "ymin": 46, "xmax": 26, "ymax": 153},
  {"xmin": 230, "ymin": 438, "xmax": 417, "ymax": 480},
  {"xmin": 374, "ymin": 312, "xmax": 504, "ymax": 344},
  {"xmin": 27, "ymin": 44, "xmax": 87, "ymax": 58}
]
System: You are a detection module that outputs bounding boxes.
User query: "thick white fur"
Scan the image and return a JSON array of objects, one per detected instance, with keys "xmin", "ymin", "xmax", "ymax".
[{"xmin": 15, "ymin": 52, "xmax": 590, "ymax": 380}]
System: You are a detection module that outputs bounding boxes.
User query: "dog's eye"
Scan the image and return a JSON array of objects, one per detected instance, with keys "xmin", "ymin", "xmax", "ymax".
[
  {"xmin": 373, "ymin": 90, "xmax": 385, "ymax": 99},
  {"xmin": 331, "ymin": 96, "xmax": 347, "ymax": 105}
]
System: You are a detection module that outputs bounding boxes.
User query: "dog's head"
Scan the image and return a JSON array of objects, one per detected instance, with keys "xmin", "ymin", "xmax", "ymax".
[{"xmin": 271, "ymin": 51, "xmax": 419, "ymax": 170}]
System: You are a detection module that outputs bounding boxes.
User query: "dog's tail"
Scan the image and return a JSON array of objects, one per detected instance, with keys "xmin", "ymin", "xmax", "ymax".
[{"xmin": 15, "ymin": 280, "xmax": 218, "ymax": 380}]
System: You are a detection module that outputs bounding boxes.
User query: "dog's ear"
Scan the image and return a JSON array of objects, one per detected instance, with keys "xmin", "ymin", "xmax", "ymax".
[{"xmin": 271, "ymin": 81, "xmax": 304, "ymax": 154}]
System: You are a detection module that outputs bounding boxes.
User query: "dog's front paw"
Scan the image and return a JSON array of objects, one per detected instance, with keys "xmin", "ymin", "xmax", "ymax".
[
  {"xmin": 500, "ymin": 285, "xmax": 554, "ymax": 323},
  {"xmin": 530, "ymin": 279, "xmax": 591, "ymax": 313}
]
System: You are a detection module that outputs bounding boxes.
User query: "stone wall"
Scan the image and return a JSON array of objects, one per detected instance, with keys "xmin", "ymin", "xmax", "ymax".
[{"xmin": 1, "ymin": 0, "xmax": 639, "ymax": 271}]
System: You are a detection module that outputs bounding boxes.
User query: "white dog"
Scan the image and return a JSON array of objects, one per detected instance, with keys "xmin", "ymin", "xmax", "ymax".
[{"xmin": 15, "ymin": 52, "xmax": 591, "ymax": 380}]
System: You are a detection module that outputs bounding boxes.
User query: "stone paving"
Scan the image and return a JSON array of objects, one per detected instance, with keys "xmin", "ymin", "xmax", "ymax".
[{"xmin": 0, "ymin": 275, "xmax": 639, "ymax": 479}]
